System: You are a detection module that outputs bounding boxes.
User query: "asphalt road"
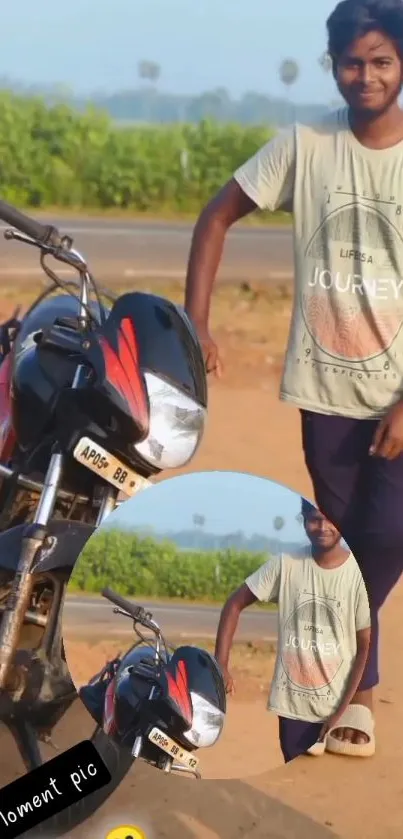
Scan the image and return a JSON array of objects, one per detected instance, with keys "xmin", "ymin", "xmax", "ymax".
[
  {"xmin": 0, "ymin": 216, "xmax": 293, "ymax": 283},
  {"xmin": 63, "ymin": 594, "xmax": 278, "ymax": 642}
]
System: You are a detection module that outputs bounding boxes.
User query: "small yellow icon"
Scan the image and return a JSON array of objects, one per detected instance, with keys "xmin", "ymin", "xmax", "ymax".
[{"xmin": 106, "ymin": 827, "xmax": 147, "ymax": 839}]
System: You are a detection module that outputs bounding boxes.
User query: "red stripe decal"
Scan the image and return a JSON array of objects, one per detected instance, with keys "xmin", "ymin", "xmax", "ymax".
[
  {"xmin": 166, "ymin": 661, "xmax": 192, "ymax": 724},
  {"xmin": 103, "ymin": 679, "xmax": 117, "ymax": 736},
  {"xmin": 99, "ymin": 317, "xmax": 148, "ymax": 428}
]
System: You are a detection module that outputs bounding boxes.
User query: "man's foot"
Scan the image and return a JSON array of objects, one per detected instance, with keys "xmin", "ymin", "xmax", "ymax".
[{"xmin": 330, "ymin": 688, "xmax": 373, "ymax": 745}]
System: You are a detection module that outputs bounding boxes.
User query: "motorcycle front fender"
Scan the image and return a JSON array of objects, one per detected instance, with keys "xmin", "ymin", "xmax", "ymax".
[{"xmin": 0, "ymin": 519, "xmax": 94, "ymax": 579}]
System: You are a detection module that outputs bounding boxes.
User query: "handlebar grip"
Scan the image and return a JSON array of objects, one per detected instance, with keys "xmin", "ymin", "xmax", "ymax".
[
  {"xmin": 0, "ymin": 200, "xmax": 61, "ymax": 246},
  {"xmin": 101, "ymin": 587, "xmax": 145, "ymax": 621}
]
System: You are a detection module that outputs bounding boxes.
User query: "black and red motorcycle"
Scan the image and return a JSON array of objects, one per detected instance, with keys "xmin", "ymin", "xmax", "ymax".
[
  {"xmin": 79, "ymin": 588, "xmax": 226, "ymax": 781},
  {"xmin": 0, "ymin": 201, "xmax": 207, "ymax": 835}
]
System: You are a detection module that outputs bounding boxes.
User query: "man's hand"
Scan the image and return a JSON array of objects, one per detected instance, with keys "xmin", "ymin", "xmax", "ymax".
[
  {"xmin": 370, "ymin": 402, "xmax": 403, "ymax": 460},
  {"xmin": 222, "ymin": 667, "xmax": 235, "ymax": 696},
  {"xmin": 318, "ymin": 710, "xmax": 342, "ymax": 741},
  {"xmin": 197, "ymin": 326, "xmax": 223, "ymax": 378}
]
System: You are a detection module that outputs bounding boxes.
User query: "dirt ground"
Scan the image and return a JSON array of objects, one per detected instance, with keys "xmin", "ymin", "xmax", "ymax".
[{"xmin": 0, "ymin": 282, "xmax": 402, "ymax": 839}]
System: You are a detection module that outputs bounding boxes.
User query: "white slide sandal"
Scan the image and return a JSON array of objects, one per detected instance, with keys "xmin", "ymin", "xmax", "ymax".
[{"xmin": 325, "ymin": 703, "xmax": 375, "ymax": 757}]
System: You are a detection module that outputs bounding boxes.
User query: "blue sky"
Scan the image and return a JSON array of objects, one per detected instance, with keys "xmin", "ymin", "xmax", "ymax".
[
  {"xmin": 1, "ymin": 0, "xmax": 338, "ymax": 103},
  {"xmin": 104, "ymin": 471, "xmax": 309, "ymax": 540}
]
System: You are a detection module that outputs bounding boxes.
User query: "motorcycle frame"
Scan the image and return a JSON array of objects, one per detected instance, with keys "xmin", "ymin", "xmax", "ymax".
[{"xmin": 0, "ymin": 254, "xmax": 125, "ymax": 769}]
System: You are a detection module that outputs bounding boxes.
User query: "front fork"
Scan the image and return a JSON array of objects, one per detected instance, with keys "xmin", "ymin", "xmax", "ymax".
[
  {"xmin": 0, "ymin": 458, "xmax": 119, "ymax": 695},
  {"xmin": 0, "ymin": 451, "xmax": 64, "ymax": 690},
  {"xmin": 0, "ymin": 363, "xmax": 85, "ymax": 692}
]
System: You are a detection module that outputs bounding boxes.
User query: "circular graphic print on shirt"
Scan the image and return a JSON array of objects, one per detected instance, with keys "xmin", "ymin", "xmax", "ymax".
[
  {"xmin": 281, "ymin": 598, "xmax": 345, "ymax": 691},
  {"xmin": 302, "ymin": 202, "xmax": 403, "ymax": 362}
]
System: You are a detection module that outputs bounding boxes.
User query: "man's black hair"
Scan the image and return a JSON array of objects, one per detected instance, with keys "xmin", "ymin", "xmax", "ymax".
[
  {"xmin": 300, "ymin": 498, "xmax": 317, "ymax": 519},
  {"xmin": 327, "ymin": 0, "xmax": 403, "ymax": 62}
]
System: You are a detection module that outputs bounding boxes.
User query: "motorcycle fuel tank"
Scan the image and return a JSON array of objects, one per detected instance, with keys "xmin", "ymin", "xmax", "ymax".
[{"xmin": 11, "ymin": 295, "xmax": 108, "ymax": 451}]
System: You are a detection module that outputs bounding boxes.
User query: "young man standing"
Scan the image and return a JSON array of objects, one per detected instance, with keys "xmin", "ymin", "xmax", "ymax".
[
  {"xmin": 184, "ymin": 0, "xmax": 403, "ymax": 754},
  {"xmin": 214, "ymin": 501, "xmax": 372, "ymax": 762}
]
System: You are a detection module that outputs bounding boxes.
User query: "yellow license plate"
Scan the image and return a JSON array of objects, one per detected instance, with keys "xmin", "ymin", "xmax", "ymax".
[
  {"xmin": 148, "ymin": 727, "xmax": 199, "ymax": 770},
  {"xmin": 73, "ymin": 436, "xmax": 151, "ymax": 496}
]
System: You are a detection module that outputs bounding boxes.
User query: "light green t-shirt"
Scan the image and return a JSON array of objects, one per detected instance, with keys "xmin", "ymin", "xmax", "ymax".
[
  {"xmin": 245, "ymin": 549, "xmax": 370, "ymax": 723},
  {"xmin": 234, "ymin": 108, "xmax": 403, "ymax": 419}
]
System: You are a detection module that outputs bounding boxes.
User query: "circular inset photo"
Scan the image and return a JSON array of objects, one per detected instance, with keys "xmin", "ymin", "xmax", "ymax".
[{"xmin": 62, "ymin": 471, "xmax": 371, "ymax": 782}]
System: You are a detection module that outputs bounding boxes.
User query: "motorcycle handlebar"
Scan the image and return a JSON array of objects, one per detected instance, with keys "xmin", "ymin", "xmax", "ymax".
[
  {"xmin": 0, "ymin": 200, "xmax": 62, "ymax": 247},
  {"xmin": 101, "ymin": 587, "xmax": 149, "ymax": 623}
]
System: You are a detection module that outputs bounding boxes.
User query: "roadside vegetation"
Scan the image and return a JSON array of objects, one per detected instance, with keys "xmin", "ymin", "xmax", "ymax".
[
  {"xmin": 69, "ymin": 529, "xmax": 273, "ymax": 604},
  {"xmin": 0, "ymin": 91, "xmax": 290, "ymax": 221}
]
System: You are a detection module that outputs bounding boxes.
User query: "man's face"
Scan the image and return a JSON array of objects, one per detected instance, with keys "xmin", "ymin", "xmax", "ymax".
[
  {"xmin": 334, "ymin": 30, "xmax": 403, "ymax": 116},
  {"xmin": 304, "ymin": 509, "xmax": 341, "ymax": 552}
]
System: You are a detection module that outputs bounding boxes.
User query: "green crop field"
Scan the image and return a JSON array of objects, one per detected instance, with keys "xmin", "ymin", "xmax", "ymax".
[
  {"xmin": 69, "ymin": 529, "xmax": 271, "ymax": 602},
  {"xmin": 0, "ymin": 91, "xmax": 280, "ymax": 215}
]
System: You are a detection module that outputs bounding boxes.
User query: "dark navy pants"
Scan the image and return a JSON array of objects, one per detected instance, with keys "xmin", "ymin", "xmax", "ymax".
[
  {"xmin": 279, "ymin": 717, "xmax": 323, "ymax": 763},
  {"xmin": 300, "ymin": 409, "xmax": 403, "ymax": 690}
]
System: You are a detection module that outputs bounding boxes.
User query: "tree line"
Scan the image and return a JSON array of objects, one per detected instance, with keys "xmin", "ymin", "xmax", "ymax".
[
  {"xmin": 1, "ymin": 53, "xmax": 337, "ymax": 127},
  {"xmin": 123, "ymin": 525, "xmax": 303, "ymax": 554}
]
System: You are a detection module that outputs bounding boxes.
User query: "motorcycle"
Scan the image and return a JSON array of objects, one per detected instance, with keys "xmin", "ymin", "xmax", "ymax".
[
  {"xmin": 79, "ymin": 588, "xmax": 227, "ymax": 781},
  {"xmin": 0, "ymin": 200, "xmax": 207, "ymax": 836}
]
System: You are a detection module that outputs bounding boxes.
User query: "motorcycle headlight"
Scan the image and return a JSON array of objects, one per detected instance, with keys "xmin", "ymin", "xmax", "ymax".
[
  {"xmin": 134, "ymin": 372, "xmax": 206, "ymax": 470},
  {"xmin": 182, "ymin": 692, "xmax": 225, "ymax": 749}
]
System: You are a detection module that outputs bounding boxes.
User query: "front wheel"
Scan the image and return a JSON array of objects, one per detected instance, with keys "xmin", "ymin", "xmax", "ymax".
[{"xmin": 22, "ymin": 726, "xmax": 134, "ymax": 837}]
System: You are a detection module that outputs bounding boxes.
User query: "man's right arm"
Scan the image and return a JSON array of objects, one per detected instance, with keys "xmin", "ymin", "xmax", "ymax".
[
  {"xmin": 184, "ymin": 128, "xmax": 296, "ymax": 373},
  {"xmin": 184, "ymin": 179, "xmax": 257, "ymax": 340},
  {"xmin": 215, "ymin": 555, "xmax": 282, "ymax": 693},
  {"xmin": 214, "ymin": 582, "xmax": 258, "ymax": 693}
]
